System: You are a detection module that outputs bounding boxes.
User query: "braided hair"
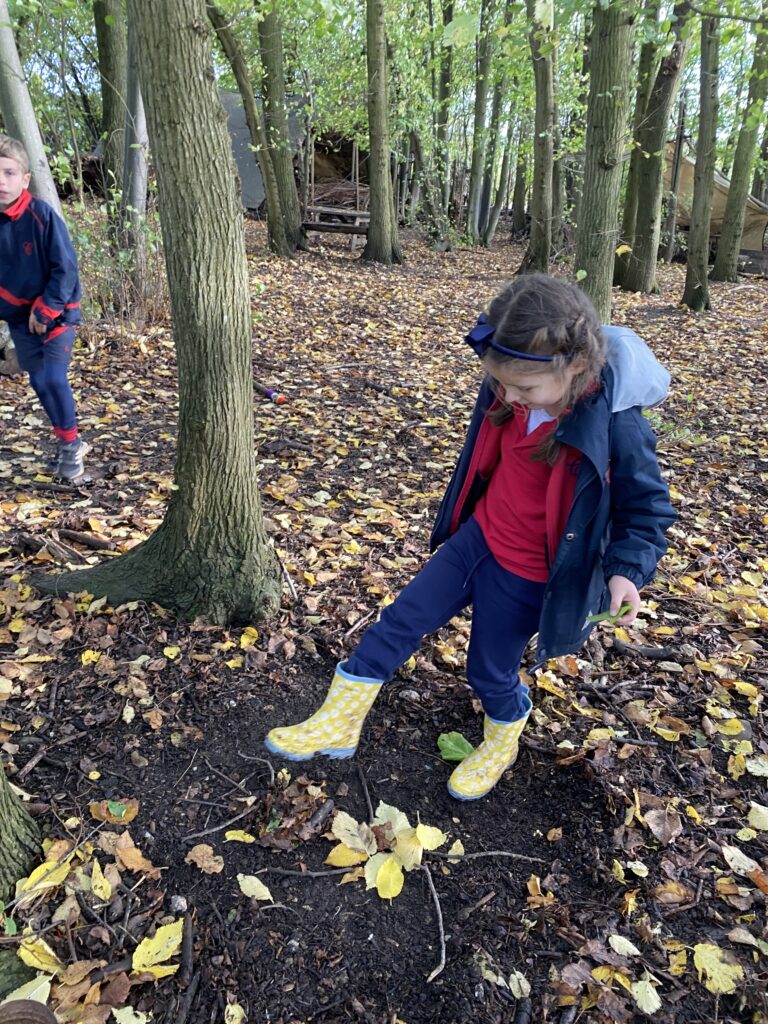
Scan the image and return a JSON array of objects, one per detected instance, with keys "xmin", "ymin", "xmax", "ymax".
[{"xmin": 482, "ymin": 274, "xmax": 606, "ymax": 463}]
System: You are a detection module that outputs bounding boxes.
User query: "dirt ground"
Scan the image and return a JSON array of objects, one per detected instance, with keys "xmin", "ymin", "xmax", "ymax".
[{"xmin": 1, "ymin": 229, "xmax": 767, "ymax": 1024}]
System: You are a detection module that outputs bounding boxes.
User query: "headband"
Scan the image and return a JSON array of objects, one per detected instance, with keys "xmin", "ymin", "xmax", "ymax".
[{"xmin": 464, "ymin": 313, "xmax": 574, "ymax": 363}]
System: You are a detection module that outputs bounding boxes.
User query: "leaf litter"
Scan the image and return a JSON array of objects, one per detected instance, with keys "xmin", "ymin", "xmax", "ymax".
[{"xmin": 0, "ymin": 230, "xmax": 767, "ymax": 1021}]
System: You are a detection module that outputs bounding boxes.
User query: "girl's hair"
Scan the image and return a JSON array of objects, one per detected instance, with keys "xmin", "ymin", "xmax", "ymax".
[
  {"xmin": 482, "ymin": 274, "xmax": 606, "ymax": 464},
  {"xmin": 0, "ymin": 135, "xmax": 30, "ymax": 174}
]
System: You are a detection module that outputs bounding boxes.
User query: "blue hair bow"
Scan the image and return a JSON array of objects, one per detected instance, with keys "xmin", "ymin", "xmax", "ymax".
[{"xmin": 464, "ymin": 313, "xmax": 565, "ymax": 363}]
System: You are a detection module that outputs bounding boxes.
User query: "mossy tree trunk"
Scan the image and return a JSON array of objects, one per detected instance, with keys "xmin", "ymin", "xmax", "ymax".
[
  {"xmin": 682, "ymin": 17, "xmax": 719, "ymax": 310},
  {"xmin": 0, "ymin": 765, "xmax": 39, "ymax": 904},
  {"xmin": 574, "ymin": 0, "xmax": 637, "ymax": 323},
  {"xmin": 33, "ymin": 0, "xmax": 281, "ymax": 626},
  {"xmin": 93, "ymin": 0, "xmax": 128, "ymax": 195},
  {"xmin": 255, "ymin": 0, "xmax": 306, "ymax": 253},
  {"xmin": 362, "ymin": 0, "xmax": 403, "ymax": 264},
  {"xmin": 711, "ymin": 3, "xmax": 768, "ymax": 282},
  {"xmin": 620, "ymin": 0, "xmax": 692, "ymax": 294},
  {"xmin": 207, "ymin": 1, "xmax": 289, "ymax": 257},
  {"xmin": 519, "ymin": 0, "xmax": 554, "ymax": 273}
]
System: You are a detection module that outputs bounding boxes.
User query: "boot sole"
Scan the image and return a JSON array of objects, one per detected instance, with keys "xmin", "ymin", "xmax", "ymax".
[
  {"xmin": 447, "ymin": 783, "xmax": 490, "ymax": 801},
  {"xmin": 263, "ymin": 736, "xmax": 357, "ymax": 761}
]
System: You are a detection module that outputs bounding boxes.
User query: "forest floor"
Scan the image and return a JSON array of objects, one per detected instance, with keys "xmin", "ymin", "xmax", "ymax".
[{"xmin": 0, "ymin": 229, "xmax": 767, "ymax": 1024}]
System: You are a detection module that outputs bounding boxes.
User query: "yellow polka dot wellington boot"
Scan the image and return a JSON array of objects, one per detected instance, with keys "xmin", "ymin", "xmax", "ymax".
[
  {"xmin": 447, "ymin": 699, "xmax": 532, "ymax": 801},
  {"xmin": 264, "ymin": 664, "xmax": 383, "ymax": 761}
]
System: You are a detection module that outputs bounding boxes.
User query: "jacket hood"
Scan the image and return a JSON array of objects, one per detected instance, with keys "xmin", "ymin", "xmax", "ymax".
[{"xmin": 602, "ymin": 325, "xmax": 670, "ymax": 412}]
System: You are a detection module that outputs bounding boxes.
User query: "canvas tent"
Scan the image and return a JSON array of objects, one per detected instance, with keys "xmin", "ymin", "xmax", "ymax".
[
  {"xmin": 665, "ymin": 143, "xmax": 768, "ymax": 251},
  {"xmin": 219, "ymin": 89, "xmax": 305, "ymax": 212}
]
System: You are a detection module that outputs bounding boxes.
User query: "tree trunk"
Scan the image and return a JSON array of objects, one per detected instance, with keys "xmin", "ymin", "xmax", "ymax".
[
  {"xmin": 511, "ymin": 119, "xmax": 528, "ymax": 235},
  {"xmin": 0, "ymin": 765, "xmax": 39, "ymax": 903},
  {"xmin": 620, "ymin": 1, "xmax": 692, "ymax": 294},
  {"xmin": 751, "ymin": 122, "xmax": 768, "ymax": 201},
  {"xmin": 711, "ymin": 5, "xmax": 768, "ymax": 282},
  {"xmin": 519, "ymin": 0, "xmax": 554, "ymax": 272},
  {"xmin": 0, "ymin": 0, "xmax": 61, "ymax": 212},
  {"xmin": 34, "ymin": 0, "xmax": 281, "ymax": 625},
  {"xmin": 574, "ymin": 0, "xmax": 637, "ymax": 323},
  {"xmin": 482, "ymin": 111, "xmax": 515, "ymax": 246},
  {"xmin": 479, "ymin": 76, "xmax": 504, "ymax": 238},
  {"xmin": 362, "ymin": 0, "xmax": 403, "ymax": 263},
  {"xmin": 466, "ymin": 0, "xmax": 496, "ymax": 243},
  {"xmin": 118, "ymin": 13, "xmax": 149, "ymax": 319},
  {"xmin": 661, "ymin": 98, "xmax": 685, "ymax": 262},
  {"xmin": 613, "ymin": 0, "xmax": 659, "ymax": 285},
  {"xmin": 207, "ymin": 1, "xmax": 289, "ymax": 257},
  {"xmin": 682, "ymin": 17, "xmax": 719, "ymax": 311},
  {"xmin": 437, "ymin": 0, "xmax": 453, "ymax": 212},
  {"xmin": 93, "ymin": 0, "xmax": 128, "ymax": 194},
  {"xmin": 255, "ymin": 0, "xmax": 305, "ymax": 252}
]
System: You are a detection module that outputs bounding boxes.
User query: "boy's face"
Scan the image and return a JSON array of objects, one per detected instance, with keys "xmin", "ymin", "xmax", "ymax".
[{"xmin": 0, "ymin": 157, "xmax": 31, "ymax": 211}]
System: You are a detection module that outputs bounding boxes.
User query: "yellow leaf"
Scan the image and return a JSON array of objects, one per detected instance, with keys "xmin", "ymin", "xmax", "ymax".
[
  {"xmin": 615, "ymin": 243, "xmax": 632, "ymax": 256},
  {"xmin": 225, "ymin": 656, "xmax": 244, "ymax": 669},
  {"xmin": 91, "ymin": 859, "xmax": 112, "ymax": 901},
  {"xmin": 331, "ymin": 810, "xmax": 377, "ymax": 855},
  {"xmin": 324, "ymin": 843, "xmax": 369, "ymax": 867},
  {"xmin": 717, "ymin": 718, "xmax": 747, "ymax": 736},
  {"xmin": 132, "ymin": 919, "xmax": 183, "ymax": 975},
  {"xmin": 631, "ymin": 971, "xmax": 662, "ymax": 1014},
  {"xmin": 237, "ymin": 873, "xmax": 273, "ymax": 901},
  {"xmin": 741, "ymin": 571, "xmax": 764, "ymax": 587},
  {"xmin": 224, "ymin": 1004, "xmax": 246, "ymax": 1024},
  {"xmin": 371, "ymin": 801, "xmax": 411, "ymax": 840},
  {"xmin": 653, "ymin": 880, "xmax": 694, "ymax": 905},
  {"xmin": 746, "ymin": 754, "xmax": 768, "ymax": 776},
  {"xmin": 363, "ymin": 852, "xmax": 389, "ymax": 890},
  {"xmin": 376, "ymin": 855, "xmax": 404, "ymax": 899},
  {"xmin": 224, "ymin": 830, "xmax": 256, "ymax": 844},
  {"xmin": 392, "ymin": 828, "xmax": 424, "ymax": 871},
  {"xmin": 685, "ymin": 804, "xmax": 703, "ymax": 824},
  {"xmin": 669, "ymin": 949, "xmax": 687, "ymax": 976},
  {"xmin": 747, "ymin": 802, "xmax": 768, "ymax": 831},
  {"xmin": 163, "ymin": 646, "xmax": 181, "ymax": 660},
  {"xmin": 447, "ymin": 839, "xmax": 464, "ymax": 862},
  {"xmin": 608, "ymin": 935, "xmax": 641, "ymax": 957},
  {"xmin": 17, "ymin": 936, "xmax": 64, "ymax": 974},
  {"xmin": 415, "ymin": 823, "xmax": 446, "ymax": 851},
  {"xmin": 693, "ymin": 943, "xmax": 744, "ymax": 994},
  {"xmin": 728, "ymin": 753, "xmax": 747, "ymax": 780},
  {"xmin": 239, "ymin": 626, "xmax": 259, "ymax": 649},
  {"xmin": 16, "ymin": 857, "xmax": 72, "ymax": 903},
  {"xmin": 81, "ymin": 650, "xmax": 101, "ymax": 666},
  {"xmin": 733, "ymin": 680, "xmax": 759, "ymax": 699}
]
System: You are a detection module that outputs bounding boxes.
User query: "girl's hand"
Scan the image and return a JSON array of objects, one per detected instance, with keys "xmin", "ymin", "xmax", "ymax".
[
  {"xmin": 28, "ymin": 311, "xmax": 47, "ymax": 335},
  {"xmin": 607, "ymin": 576, "xmax": 641, "ymax": 624}
]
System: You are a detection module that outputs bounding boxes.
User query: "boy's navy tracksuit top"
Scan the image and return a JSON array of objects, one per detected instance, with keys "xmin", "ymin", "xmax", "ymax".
[
  {"xmin": 0, "ymin": 189, "xmax": 80, "ymax": 339},
  {"xmin": 430, "ymin": 326, "xmax": 676, "ymax": 663}
]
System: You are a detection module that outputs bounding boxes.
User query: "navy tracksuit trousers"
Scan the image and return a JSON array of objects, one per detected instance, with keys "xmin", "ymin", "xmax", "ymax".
[
  {"xmin": 345, "ymin": 517, "xmax": 546, "ymax": 723},
  {"xmin": 10, "ymin": 323, "xmax": 78, "ymax": 433}
]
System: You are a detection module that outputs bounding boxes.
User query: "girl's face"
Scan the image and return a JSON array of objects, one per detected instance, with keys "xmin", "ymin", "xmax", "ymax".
[{"xmin": 484, "ymin": 359, "xmax": 584, "ymax": 416}]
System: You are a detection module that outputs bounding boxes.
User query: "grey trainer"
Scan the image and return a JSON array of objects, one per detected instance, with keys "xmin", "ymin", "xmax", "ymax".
[{"xmin": 56, "ymin": 439, "xmax": 89, "ymax": 481}]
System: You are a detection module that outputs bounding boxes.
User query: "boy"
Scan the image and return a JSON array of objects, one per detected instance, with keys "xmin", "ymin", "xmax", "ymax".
[{"xmin": 0, "ymin": 134, "xmax": 87, "ymax": 480}]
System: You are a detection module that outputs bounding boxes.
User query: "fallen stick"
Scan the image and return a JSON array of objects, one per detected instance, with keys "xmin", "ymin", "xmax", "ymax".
[
  {"xmin": 429, "ymin": 849, "xmax": 547, "ymax": 866},
  {"xmin": 422, "ymin": 865, "xmax": 446, "ymax": 983},
  {"xmin": 612, "ymin": 638, "xmax": 679, "ymax": 661}
]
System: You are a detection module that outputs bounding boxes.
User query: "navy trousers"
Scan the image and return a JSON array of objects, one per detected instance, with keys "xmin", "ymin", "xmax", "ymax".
[
  {"xmin": 10, "ymin": 323, "xmax": 77, "ymax": 432},
  {"xmin": 345, "ymin": 517, "xmax": 546, "ymax": 722}
]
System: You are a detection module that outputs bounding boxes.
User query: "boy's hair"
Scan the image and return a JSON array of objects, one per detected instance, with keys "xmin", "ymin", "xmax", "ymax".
[
  {"xmin": 0, "ymin": 135, "xmax": 31, "ymax": 174},
  {"xmin": 483, "ymin": 273, "xmax": 606, "ymax": 463}
]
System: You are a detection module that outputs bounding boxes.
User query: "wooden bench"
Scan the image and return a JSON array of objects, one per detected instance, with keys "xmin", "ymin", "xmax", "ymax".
[{"xmin": 303, "ymin": 206, "xmax": 370, "ymax": 250}]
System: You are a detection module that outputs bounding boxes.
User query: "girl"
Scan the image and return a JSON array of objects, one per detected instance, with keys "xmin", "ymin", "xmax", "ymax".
[{"xmin": 265, "ymin": 275, "xmax": 676, "ymax": 801}]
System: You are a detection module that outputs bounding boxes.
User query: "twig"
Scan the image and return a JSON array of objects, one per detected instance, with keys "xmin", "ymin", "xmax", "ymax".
[
  {"xmin": 182, "ymin": 807, "xmax": 255, "ymax": 843},
  {"xmin": 174, "ymin": 969, "xmax": 200, "ymax": 1024},
  {"xmin": 202, "ymin": 755, "xmax": 249, "ymax": 794},
  {"xmin": 514, "ymin": 999, "xmax": 533, "ymax": 1024},
  {"xmin": 178, "ymin": 913, "xmax": 194, "ymax": 988},
  {"xmin": 3, "ymin": 823, "xmax": 104, "ymax": 913},
  {"xmin": 171, "ymin": 750, "xmax": 199, "ymax": 790},
  {"xmin": 344, "ymin": 607, "xmax": 376, "ymax": 639},
  {"xmin": 422, "ymin": 865, "xmax": 446, "ymax": 983},
  {"xmin": 276, "ymin": 551, "xmax": 298, "ymax": 603},
  {"xmin": 58, "ymin": 528, "xmax": 114, "ymax": 551},
  {"xmin": 429, "ymin": 849, "xmax": 547, "ymax": 866},
  {"xmin": 260, "ymin": 867, "xmax": 350, "ymax": 878},
  {"xmin": 47, "ymin": 679, "xmax": 58, "ymax": 716},
  {"xmin": 237, "ymin": 752, "xmax": 275, "ymax": 786},
  {"xmin": 17, "ymin": 748, "xmax": 49, "ymax": 781},
  {"xmin": 611, "ymin": 638, "xmax": 679, "ymax": 661},
  {"xmin": 91, "ymin": 957, "xmax": 133, "ymax": 982},
  {"xmin": 356, "ymin": 763, "xmax": 374, "ymax": 824}
]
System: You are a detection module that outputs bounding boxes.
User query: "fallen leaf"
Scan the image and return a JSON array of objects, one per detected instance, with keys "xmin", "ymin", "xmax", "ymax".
[
  {"xmin": 131, "ymin": 919, "xmax": 183, "ymax": 979},
  {"xmin": 237, "ymin": 874, "xmax": 273, "ymax": 901},
  {"xmin": 693, "ymin": 943, "xmax": 744, "ymax": 994},
  {"xmin": 185, "ymin": 844, "xmax": 224, "ymax": 874}
]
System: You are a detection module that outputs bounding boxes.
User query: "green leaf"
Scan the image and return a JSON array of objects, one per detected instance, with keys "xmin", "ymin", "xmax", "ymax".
[
  {"xmin": 437, "ymin": 731, "xmax": 474, "ymax": 762},
  {"xmin": 107, "ymin": 799, "xmax": 128, "ymax": 819},
  {"xmin": 575, "ymin": 269, "xmax": 588, "ymax": 282},
  {"xmin": 587, "ymin": 603, "xmax": 633, "ymax": 624}
]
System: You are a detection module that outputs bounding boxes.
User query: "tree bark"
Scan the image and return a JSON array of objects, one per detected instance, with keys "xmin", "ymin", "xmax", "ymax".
[
  {"xmin": 613, "ymin": 0, "xmax": 659, "ymax": 285},
  {"xmin": 482, "ymin": 110, "xmax": 514, "ymax": 246},
  {"xmin": 574, "ymin": 0, "xmax": 637, "ymax": 323},
  {"xmin": 207, "ymin": 1, "xmax": 289, "ymax": 257},
  {"xmin": 478, "ymin": 74, "xmax": 504, "ymax": 238},
  {"xmin": 682, "ymin": 16, "xmax": 719, "ymax": 311},
  {"xmin": 255, "ymin": 0, "xmax": 305, "ymax": 252},
  {"xmin": 466, "ymin": 0, "xmax": 496, "ymax": 243},
  {"xmin": 437, "ymin": 0, "xmax": 454, "ymax": 211},
  {"xmin": 511, "ymin": 118, "xmax": 528, "ymax": 235},
  {"xmin": 362, "ymin": 0, "xmax": 403, "ymax": 263},
  {"xmin": 751, "ymin": 122, "xmax": 768, "ymax": 202},
  {"xmin": 711, "ymin": 4, "xmax": 768, "ymax": 282},
  {"xmin": 661, "ymin": 98, "xmax": 685, "ymax": 262},
  {"xmin": 118, "ymin": 13, "xmax": 149, "ymax": 319},
  {"xmin": 34, "ymin": 0, "xmax": 281, "ymax": 625},
  {"xmin": 0, "ymin": 0, "xmax": 60, "ymax": 212},
  {"xmin": 93, "ymin": 0, "xmax": 128, "ymax": 194},
  {"xmin": 0, "ymin": 764, "xmax": 39, "ymax": 903},
  {"xmin": 620, "ymin": 1, "xmax": 692, "ymax": 294},
  {"xmin": 519, "ymin": 0, "xmax": 554, "ymax": 272}
]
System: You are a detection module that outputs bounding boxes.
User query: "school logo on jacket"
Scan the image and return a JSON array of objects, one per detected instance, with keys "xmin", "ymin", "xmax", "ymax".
[{"xmin": 23, "ymin": 240, "xmax": 33, "ymax": 255}]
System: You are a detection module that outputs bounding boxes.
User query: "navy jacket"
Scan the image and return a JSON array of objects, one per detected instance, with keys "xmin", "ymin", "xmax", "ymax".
[
  {"xmin": 430, "ymin": 327, "xmax": 676, "ymax": 662},
  {"xmin": 0, "ymin": 190, "xmax": 81, "ymax": 331}
]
